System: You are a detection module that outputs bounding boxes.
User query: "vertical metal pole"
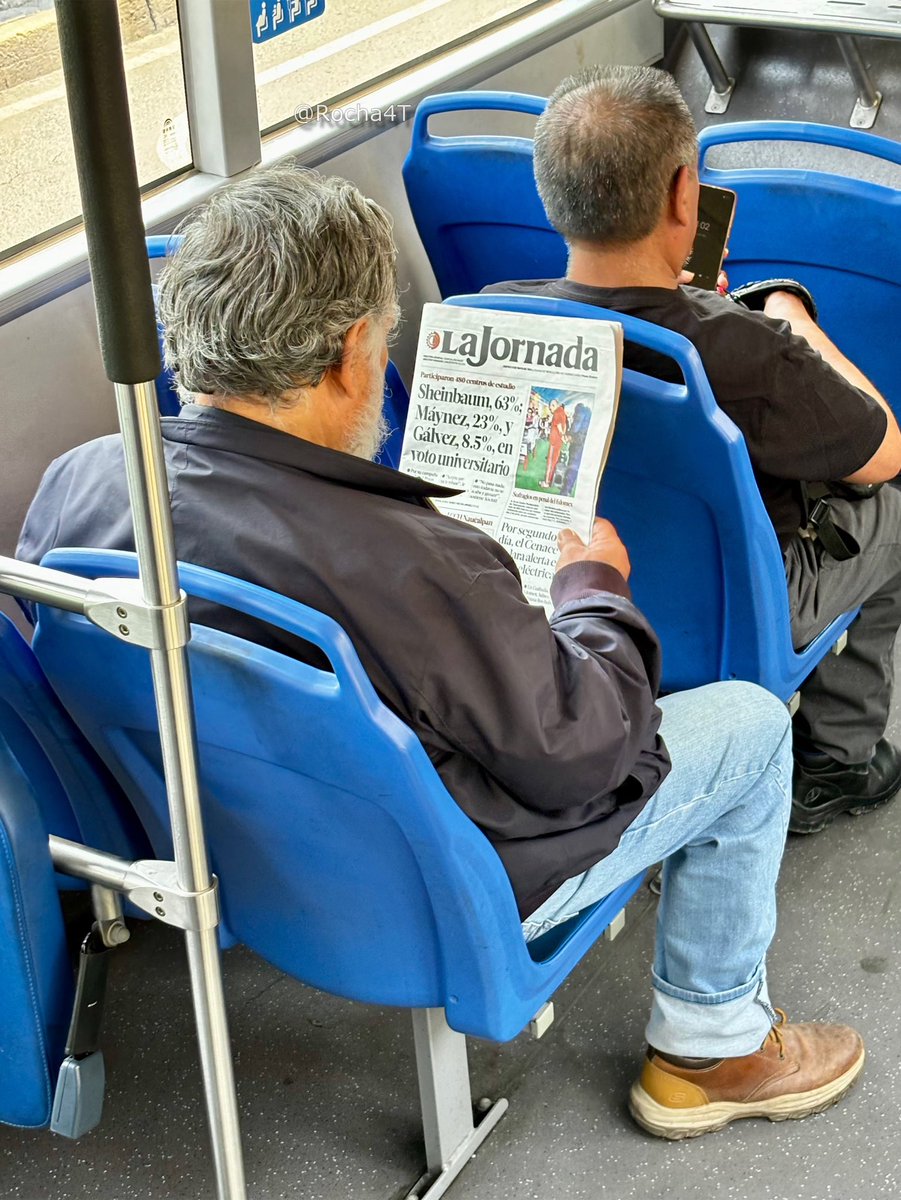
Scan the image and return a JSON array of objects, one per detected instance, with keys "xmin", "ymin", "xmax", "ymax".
[
  {"xmin": 53, "ymin": 3, "xmax": 247, "ymax": 1196},
  {"xmin": 114, "ymin": 381, "xmax": 247, "ymax": 1200},
  {"xmin": 687, "ymin": 23, "xmax": 731, "ymax": 94}
]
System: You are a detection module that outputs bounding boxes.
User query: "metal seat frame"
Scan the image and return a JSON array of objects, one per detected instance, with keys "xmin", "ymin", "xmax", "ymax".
[{"xmin": 653, "ymin": 0, "xmax": 901, "ymax": 127}]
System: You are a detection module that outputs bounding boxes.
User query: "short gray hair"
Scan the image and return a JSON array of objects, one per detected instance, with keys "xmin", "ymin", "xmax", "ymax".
[
  {"xmin": 158, "ymin": 165, "xmax": 398, "ymax": 406},
  {"xmin": 534, "ymin": 65, "xmax": 698, "ymax": 246}
]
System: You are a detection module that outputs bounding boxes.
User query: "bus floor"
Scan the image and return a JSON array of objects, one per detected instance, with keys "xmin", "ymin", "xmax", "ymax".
[{"xmin": 1, "ymin": 672, "xmax": 899, "ymax": 1200}]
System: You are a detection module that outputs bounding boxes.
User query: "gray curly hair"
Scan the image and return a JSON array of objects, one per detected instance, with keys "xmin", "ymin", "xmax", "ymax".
[{"xmin": 158, "ymin": 164, "xmax": 399, "ymax": 407}]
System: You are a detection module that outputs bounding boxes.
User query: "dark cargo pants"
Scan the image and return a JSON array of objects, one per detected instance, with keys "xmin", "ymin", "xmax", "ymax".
[{"xmin": 785, "ymin": 483, "xmax": 901, "ymax": 764}]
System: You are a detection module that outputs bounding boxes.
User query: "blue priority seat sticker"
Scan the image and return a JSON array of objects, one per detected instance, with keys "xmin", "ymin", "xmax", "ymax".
[{"xmin": 250, "ymin": 0, "xmax": 325, "ymax": 44}]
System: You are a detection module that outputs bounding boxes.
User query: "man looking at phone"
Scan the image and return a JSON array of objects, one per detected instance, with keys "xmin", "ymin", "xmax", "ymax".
[{"xmin": 485, "ymin": 64, "xmax": 901, "ymax": 835}]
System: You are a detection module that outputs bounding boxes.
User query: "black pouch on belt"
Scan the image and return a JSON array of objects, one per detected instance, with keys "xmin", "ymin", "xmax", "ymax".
[{"xmin": 802, "ymin": 481, "xmax": 883, "ymax": 562}]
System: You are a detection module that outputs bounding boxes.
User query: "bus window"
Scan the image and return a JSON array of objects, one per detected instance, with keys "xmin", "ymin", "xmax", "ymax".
[
  {"xmin": 0, "ymin": 0, "xmax": 191, "ymax": 262},
  {"xmin": 253, "ymin": 0, "xmax": 548, "ymax": 134}
]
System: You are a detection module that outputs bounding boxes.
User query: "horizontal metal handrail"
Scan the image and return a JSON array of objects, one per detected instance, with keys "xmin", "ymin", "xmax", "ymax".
[{"xmin": 0, "ymin": 555, "xmax": 92, "ymax": 612}]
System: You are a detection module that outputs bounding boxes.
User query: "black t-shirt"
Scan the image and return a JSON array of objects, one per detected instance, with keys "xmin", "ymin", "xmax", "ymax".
[{"xmin": 483, "ymin": 278, "xmax": 887, "ymax": 546}]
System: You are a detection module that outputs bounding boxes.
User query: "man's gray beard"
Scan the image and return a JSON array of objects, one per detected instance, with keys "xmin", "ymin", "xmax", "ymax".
[{"xmin": 346, "ymin": 385, "xmax": 391, "ymax": 461}]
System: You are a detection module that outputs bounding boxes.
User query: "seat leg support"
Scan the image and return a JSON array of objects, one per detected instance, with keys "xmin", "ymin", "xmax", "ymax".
[
  {"xmin": 687, "ymin": 23, "xmax": 735, "ymax": 113},
  {"xmin": 405, "ymin": 1008, "xmax": 508, "ymax": 1200},
  {"xmin": 837, "ymin": 34, "xmax": 882, "ymax": 128}
]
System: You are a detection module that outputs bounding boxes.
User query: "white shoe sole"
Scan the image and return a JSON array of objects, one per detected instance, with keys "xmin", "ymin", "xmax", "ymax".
[{"xmin": 628, "ymin": 1046, "xmax": 865, "ymax": 1140}]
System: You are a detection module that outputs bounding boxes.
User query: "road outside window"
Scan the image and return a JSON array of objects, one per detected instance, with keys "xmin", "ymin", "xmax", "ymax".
[
  {"xmin": 254, "ymin": 0, "xmax": 545, "ymax": 133},
  {"xmin": 0, "ymin": 0, "xmax": 190, "ymax": 261}
]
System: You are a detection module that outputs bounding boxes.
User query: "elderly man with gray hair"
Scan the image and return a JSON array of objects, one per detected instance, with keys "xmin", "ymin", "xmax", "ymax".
[
  {"xmin": 20, "ymin": 163, "xmax": 865, "ymax": 1141},
  {"xmin": 486, "ymin": 64, "xmax": 901, "ymax": 837}
]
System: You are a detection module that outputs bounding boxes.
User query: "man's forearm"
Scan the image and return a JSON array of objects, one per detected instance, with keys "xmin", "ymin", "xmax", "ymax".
[
  {"xmin": 764, "ymin": 292, "xmax": 889, "ymax": 411},
  {"xmin": 763, "ymin": 290, "xmax": 901, "ymax": 482}
]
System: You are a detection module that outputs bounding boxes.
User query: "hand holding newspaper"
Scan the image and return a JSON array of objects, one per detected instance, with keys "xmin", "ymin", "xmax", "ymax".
[{"xmin": 399, "ymin": 304, "xmax": 624, "ymax": 613}]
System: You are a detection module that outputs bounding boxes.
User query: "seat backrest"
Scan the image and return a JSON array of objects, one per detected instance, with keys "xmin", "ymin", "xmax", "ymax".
[
  {"xmin": 376, "ymin": 360, "xmax": 411, "ymax": 469},
  {"xmin": 444, "ymin": 293, "xmax": 797, "ymax": 694},
  {"xmin": 147, "ymin": 234, "xmax": 183, "ymax": 417},
  {"xmin": 698, "ymin": 121, "xmax": 901, "ymax": 415},
  {"xmin": 33, "ymin": 550, "xmax": 568, "ymax": 1040},
  {"xmin": 0, "ymin": 614, "xmax": 146, "ymax": 871},
  {"xmin": 403, "ymin": 92, "xmax": 564, "ymax": 297},
  {"xmin": 0, "ymin": 743, "xmax": 72, "ymax": 1128}
]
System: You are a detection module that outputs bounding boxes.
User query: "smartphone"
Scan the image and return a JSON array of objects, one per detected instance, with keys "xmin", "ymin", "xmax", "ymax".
[{"xmin": 684, "ymin": 184, "xmax": 737, "ymax": 291}]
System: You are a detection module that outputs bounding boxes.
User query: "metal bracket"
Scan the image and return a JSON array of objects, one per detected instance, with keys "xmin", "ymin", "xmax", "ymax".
[
  {"xmin": 90, "ymin": 885, "xmax": 131, "ymax": 947},
  {"xmin": 605, "ymin": 910, "xmax": 626, "ymax": 941},
  {"xmin": 837, "ymin": 33, "xmax": 883, "ymax": 129},
  {"xmin": 849, "ymin": 91, "xmax": 883, "ymax": 129},
  {"xmin": 50, "ymin": 836, "xmax": 220, "ymax": 933},
  {"xmin": 407, "ymin": 1009, "xmax": 508, "ymax": 1200},
  {"xmin": 831, "ymin": 631, "xmax": 849, "ymax": 657},
  {"xmin": 84, "ymin": 576, "xmax": 189, "ymax": 651},
  {"xmin": 704, "ymin": 79, "xmax": 735, "ymax": 115},
  {"xmin": 125, "ymin": 860, "xmax": 220, "ymax": 931},
  {"xmin": 529, "ymin": 1001, "xmax": 555, "ymax": 1040}
]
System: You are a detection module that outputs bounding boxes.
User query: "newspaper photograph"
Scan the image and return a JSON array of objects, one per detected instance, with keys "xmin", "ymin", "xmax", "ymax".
[{"xmin": 399, "ymin": 303, "xmax": 623, "ymax": 611}]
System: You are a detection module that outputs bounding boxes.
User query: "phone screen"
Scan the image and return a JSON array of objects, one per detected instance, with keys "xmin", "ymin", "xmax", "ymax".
[{"xmin": 684, "ymin": 184, "xmax": 737, "ymax": 291}]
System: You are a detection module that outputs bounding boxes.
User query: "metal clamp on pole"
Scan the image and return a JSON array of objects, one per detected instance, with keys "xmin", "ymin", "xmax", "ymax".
[
  {"xmin": 50, "ymin": 836, "xmax": 221, "ymax": 932},
  {"xmin": 128, "ymin": 861, "xmax": 220, "ymax": 931},
  {"xmin": 0, "ymin": 556, "xmax": 189, "ymax": 652},
  {"xmin": 85, "ymin": 577, "xmax": 190, "ymax": 650}
]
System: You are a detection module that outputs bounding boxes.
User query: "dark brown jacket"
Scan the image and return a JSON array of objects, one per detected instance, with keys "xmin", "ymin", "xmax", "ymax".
[{"xmin": 18, "ymin": 404, "xmax": 670, "ymax": 916}]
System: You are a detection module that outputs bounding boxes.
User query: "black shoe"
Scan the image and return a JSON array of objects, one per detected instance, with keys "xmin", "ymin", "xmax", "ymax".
[{"xmin": 791, "ymin": 739, "xmax": 901, "ymax": 834}]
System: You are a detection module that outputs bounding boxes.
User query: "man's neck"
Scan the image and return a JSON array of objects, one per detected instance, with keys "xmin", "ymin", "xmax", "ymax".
[
  {"xmin": 566, "ymin": 239, "xmax": 682, "ymax": 291},
  {"xmin": 193, "ymin": 385, "xmax": 347, "ymax": 451}
]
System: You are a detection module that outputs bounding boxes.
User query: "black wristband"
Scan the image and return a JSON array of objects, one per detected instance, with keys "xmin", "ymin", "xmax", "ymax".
[{"xmin": 730, "ymin": 278, "xmax": 819, "ymax": 323}]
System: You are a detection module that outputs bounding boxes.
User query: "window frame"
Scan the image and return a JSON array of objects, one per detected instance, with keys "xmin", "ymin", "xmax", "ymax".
[{"xmin": 0, "ymin": 0, "xmax": 643, "ymax": 326}]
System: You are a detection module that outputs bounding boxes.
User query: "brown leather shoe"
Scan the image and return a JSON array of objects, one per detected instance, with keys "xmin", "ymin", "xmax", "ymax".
[{"xmin": 628, "ymin": 1012, "xmax": 865, "ymax": 1140}]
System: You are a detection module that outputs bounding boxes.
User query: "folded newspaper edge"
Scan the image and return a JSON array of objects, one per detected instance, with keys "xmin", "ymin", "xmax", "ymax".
[{"xmin": 399, "ymin": 303, "xmax": 624, "ymax": 613}]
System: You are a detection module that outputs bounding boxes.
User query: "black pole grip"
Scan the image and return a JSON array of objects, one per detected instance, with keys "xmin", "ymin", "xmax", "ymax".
[{"xmin": 54, "ymin": 0, "xmax": 161, "ymax": 385}]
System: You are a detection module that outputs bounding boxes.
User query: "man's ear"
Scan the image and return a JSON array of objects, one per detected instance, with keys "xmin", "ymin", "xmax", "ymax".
[
  {"xmin": 330, "ymin": 317, "xmax": 372, "ymax": 393},
  {"xmin": 670, "ymin": 164, "xmax": 698, "ymax": 229}
]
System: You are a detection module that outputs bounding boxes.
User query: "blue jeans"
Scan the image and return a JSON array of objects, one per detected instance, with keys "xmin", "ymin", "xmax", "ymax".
[{"xmin": 522, "ymin": 681, "xmax": 793, "ymax": 1058}]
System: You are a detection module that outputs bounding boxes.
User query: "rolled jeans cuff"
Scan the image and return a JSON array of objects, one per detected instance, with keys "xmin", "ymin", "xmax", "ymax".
[{"xmin": 646, "ymin": 967, "xmax": 776, "ymax": 1058}]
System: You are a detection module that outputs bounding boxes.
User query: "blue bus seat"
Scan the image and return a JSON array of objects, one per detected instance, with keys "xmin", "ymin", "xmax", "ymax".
[
  {"xmin": 697, "ymin": 122, "xmax": 901, "ymax": 414},
  {"xmin": 444, "ymin": 293, "xmax": 858, "ymax": 700},
  {"xmin": 0, "ymin": 746, "xmax": 72, "ymax": 1129},
  {"xmin": 32, "ymin": 548, "xmax": 644, "ymax": 1045},
  {"xmin": 404, "ymin": 100, "xmax": 901, "ymax": 420},
  {"xmin": 403, "ymin": 92, "xmax": 562, "ymax": 297},
  {"xmin": 146, "ymin": 234, "xmax": 183, "ymax": 417},
  {"xmin": 377, "ymin": 360, "xmax": 411, "ymax": 469},
  {"xmin": 0, "ymin": 614, "xmax": 148, "ymax": 887}
]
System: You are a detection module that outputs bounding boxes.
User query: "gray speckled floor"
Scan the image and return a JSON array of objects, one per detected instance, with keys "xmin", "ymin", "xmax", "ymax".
[
  {"xmin": 4, "ymin": 30, "xmax": 901, "ymax": 1200},
  {"xmin": 4, "ymin": 784, "xmax": 900, "ymax": 1200}
]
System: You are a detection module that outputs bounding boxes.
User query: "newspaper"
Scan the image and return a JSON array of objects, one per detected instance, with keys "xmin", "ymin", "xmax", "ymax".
[{"xmin": 399, "ymin": 303, "xmax": 623, "ymax": 612}]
